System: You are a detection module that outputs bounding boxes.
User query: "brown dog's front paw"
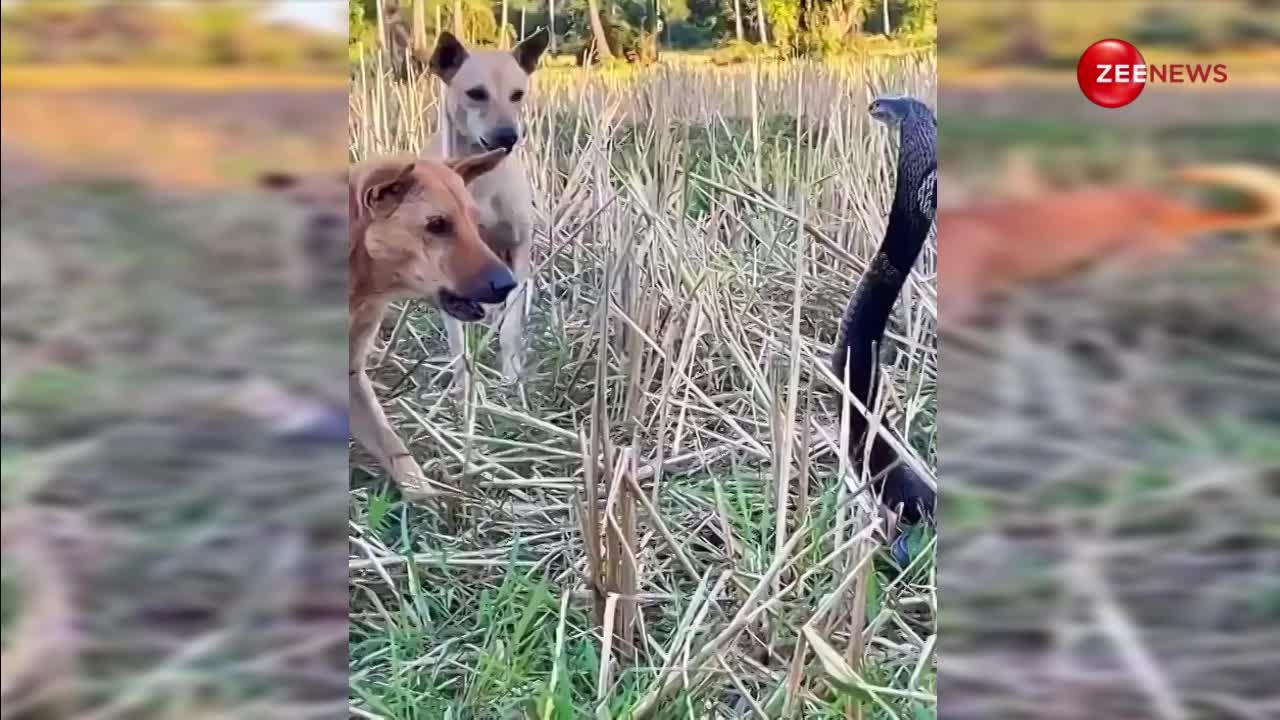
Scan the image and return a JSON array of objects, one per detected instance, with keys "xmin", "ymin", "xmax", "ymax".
[{"xmin": 390, "ymin": 455, "xmax": 440, "ymax": 501}]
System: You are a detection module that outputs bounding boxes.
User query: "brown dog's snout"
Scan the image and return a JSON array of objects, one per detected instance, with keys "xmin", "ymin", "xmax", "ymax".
[{"xmin": 459, "ymin": 263, "xmax": 517, "ymax": 305}]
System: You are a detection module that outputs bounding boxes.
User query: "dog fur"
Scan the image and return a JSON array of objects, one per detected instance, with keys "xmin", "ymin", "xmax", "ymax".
[
  {"xmin": 940, "ymin": 164, "xmax": 1280, "ymax": 325},
  {"xmin": 349, "ymin": 151, "xmax": 514, "ymax": 498},
  {"xmin": 424, "ymin": 29, "xmax": 550, "ymax": 386}
]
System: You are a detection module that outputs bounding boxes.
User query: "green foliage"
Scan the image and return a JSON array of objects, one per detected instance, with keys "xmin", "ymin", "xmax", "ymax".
[
  {"xmin": 1, "ymin": 0, "xmax": 346, "ymax": 67},
  {"xmin": 1129, "ymin": 7, "xmax": 1205, "ymax": 48},
  {"xmin": 764, "ymin": 0, "xmax": 800, "ymax": 54},
  {"xmin": 342, "ymin": 0, "xmax": 933, "ymax": 65},
  {"xmin": 349, "ymin": 0, "xmax": 373, "ymax": 46},
  {"xmin": 901, "ymin": 0, "xmax": 936, "ymax": 37},
  {"xmin": 709, "ymin": 37, "xmax": 776, "ymax": 64},
  {"xmin": 1224, "ymin": 13, "xmax": 1280, "ymax": 47}
]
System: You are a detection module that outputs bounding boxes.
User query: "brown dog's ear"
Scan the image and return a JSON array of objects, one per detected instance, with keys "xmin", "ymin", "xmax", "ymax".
[
  {"xmin": 357, "ymin": 162, "xmax": 416, "ymax": 218},
  {"xmin": 447, "ymin": 149, "xmax": 508, "ymax": 185},
  {"xmin": 258, "ymin": 171, "xmax": 299, "ymax": 192},
  {"xmin": 429, "ymin": 32, "xmax": 468, "ymax": 83},
  {"xmin": 512, "ymin": 28, "xmax": 549, "ymax": 75}
]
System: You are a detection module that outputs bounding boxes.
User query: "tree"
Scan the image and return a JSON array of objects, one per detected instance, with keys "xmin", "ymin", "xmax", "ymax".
[
  {"xmin": 413, "ymin": 0, "xmax": 427, "ymax": 48},
  {"xmin": 902, "ymin": 0, "xmax": 936, "ymax": 37},
  {"xmin": 500, "ymin": 0, "xmax": 510, "ymax": 45},
  {"xmin": 585, "ymin": 0, "xmax": 614, "ymax": 59},
  {"xmin": 549, "ymin": 0, "xmax": 557, "ymax": 51},
  {"xmin": 795, "ymin": 0, "xmax": 868, "ymax": 54}
]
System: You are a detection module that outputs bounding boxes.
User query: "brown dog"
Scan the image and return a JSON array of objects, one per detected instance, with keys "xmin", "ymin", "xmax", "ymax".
[
  {"xmin": 940, "ymin": 164, "xmax": 1280, "ymax": 325},
  {"xmin": 349, "ymin": 150, "xmax": 513, "ymax": 498}
]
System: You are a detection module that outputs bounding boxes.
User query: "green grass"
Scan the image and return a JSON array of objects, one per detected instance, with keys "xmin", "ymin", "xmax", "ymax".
[
  {"xmin": 350, "ymin": 562, "xmax": 584, "ymax": 717},
  {"xmin": 350, "ymin": 462, "xmax": 938, "ymax": 719},
  {"xmin": 1, "ymin": 559, "xmax": 22, "ymax": 651}
]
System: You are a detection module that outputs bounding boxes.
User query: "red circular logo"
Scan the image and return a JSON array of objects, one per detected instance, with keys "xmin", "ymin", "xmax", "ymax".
[{"xmin": 1077, "ymin": 39, "xmax": 1146, "ymax": 108}]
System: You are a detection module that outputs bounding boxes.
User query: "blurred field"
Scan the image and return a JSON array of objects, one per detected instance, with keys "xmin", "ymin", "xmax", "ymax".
[
  {"xmin": 940, "ymin": 0, "xmax": 1279, "ymax": 68},
  {"xmin": 1, "ymin": 2, "xmax": 350, "ymax": 716},
  {"xmin": 1, "ymin": 65, "xmax": 348, "ymax": 90},
  {"xmin": 2, "ymin": 180, "xmax": 350, "ymax": 717},
  {"xmin": 1, "ymin": 85, "xmax": 346, "ymax": 191},
  {"xmin": 937, "ymin": 2, "xmax": 1279, "ymax": 718},
  {"xmin": 348, "ymin": 52, "xmax": 939, "ymax": 717}
]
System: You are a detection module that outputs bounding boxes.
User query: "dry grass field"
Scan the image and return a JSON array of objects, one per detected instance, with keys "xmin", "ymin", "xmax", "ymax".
[{"xmin": 348, "ymin": 51, "xmax": 939, "ymax": 718}]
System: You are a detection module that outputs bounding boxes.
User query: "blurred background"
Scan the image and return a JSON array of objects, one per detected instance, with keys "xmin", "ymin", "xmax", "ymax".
[
  {"xmin": 1, "ymin": 2, "xmax": 349, "ymax": 718},
  {"xmin": 937, "ymin": 1, "xmax": 1278, "ymax": 719}
]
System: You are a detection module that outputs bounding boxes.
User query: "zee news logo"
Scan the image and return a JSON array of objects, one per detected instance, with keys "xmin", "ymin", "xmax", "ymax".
[{"xmin": 1077, "ymin": 39, "xmax": 1229, "ymax": 109}]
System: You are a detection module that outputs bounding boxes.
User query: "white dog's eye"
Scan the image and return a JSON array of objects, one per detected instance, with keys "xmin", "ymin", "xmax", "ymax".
[
  {"xmin": 510, "ymin": 90, "xmax": 524, "ymax": 102},
  {"xmin": 466, "ymin": 87, "xmax": 488, "ymax": 102},
  {"xmin": 425, "ymin": 216, "xmax": 451, "ymax": 235}
]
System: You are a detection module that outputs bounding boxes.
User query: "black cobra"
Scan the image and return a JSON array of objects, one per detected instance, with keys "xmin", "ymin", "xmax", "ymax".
[{"xmin": 831, "ymin": 95, "xmax": 937, "ymax": 525}]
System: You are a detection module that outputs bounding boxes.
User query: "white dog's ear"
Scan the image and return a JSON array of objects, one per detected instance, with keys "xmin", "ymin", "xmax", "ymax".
[
  {"xmin": 429, "ymin": 32, "xmax": 468, "ymax": 82},
  {"xmin": 447, "ymin": 149, "xmax": 508, "ymax": 185},
  {"xmin": 356, "ymin": 162, "xmax": 416, "ymax": 219},
  {"xmin": 512, "ymin": 28, "xmax": 549, "ymax": 74}
]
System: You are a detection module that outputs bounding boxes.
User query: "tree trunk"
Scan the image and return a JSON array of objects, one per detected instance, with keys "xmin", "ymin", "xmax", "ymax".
[
  {"xmin": 412, "ymin": 0, "xmax": 426, "ymax": 51},
  {"xmin": 501, "ymin": 0, "xmax": 510, "ymax": 47},
  {"xmin": 883, "ymin": 0, "xmax": 890, "ymax": 35},
  {"xmin": 649, "ymin": 0, "xmax": 661, "ymax": 61},
  {"xmin": 586, "ymin": 0, "xmax": 614, "ymax": 60},
  {"xmin": 375, "ymin": 0, "xmax": 387, "ymax": 64},
  {"xmin": 733, "ymin": 0, "xmax": 745, "ymax": 41},
  {"xmin": 520, "ymin": 6, "xmax": 527, "ymax": 41},
  {"xmin": 549, "ymin": 0, "xmax": 557, "ymax": 53},
  {"xmin": 452, "ymin": 0, "xmax": 464, "ymax": 38},
  {"xmin": 757, "ymin": 1, "xmax": 768, "ymax": 44}
]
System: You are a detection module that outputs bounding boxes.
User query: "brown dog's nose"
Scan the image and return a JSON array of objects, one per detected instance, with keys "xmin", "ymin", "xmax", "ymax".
[{"xmin": 462, "ymin": 265, "xmax": 517, "ymax": 305}]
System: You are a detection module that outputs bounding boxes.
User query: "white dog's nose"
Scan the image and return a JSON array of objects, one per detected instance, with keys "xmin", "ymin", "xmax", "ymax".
[{"xmin": 490, "ymin": 127, "xmax": 519, "ymax": 152}]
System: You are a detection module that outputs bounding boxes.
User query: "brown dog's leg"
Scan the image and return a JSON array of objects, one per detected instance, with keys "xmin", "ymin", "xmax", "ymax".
[{"xmin": 350, "ymin": 301, "xmax": 437, "ymax": 500}]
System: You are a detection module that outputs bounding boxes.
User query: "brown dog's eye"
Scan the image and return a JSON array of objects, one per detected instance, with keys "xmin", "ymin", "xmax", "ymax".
[
  {"xmin": 466, "ymin": 87, "xmax": 488, "ymax": 102},
  {"xmin": 510, "ymin": 90, "xmax": 524, "ymax": 102},
  {"xmin": 425, "ymin": 216, "xmax": 451, "ymax": 235}
]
